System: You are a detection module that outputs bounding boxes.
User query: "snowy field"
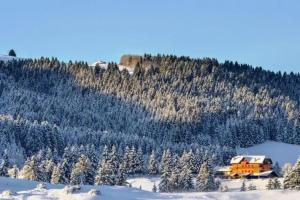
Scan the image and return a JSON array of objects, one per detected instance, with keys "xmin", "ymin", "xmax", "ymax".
[
  {"xmin": 0, "ymin": 176, "xmax": 300, "ymax": 200},
  {"xmin": 0, "ymin": 55, "xmax": 21, "ymax": 62},
  {"xmin": 238, "ymin": 141, "xmax": 300, "ymax": 166}
]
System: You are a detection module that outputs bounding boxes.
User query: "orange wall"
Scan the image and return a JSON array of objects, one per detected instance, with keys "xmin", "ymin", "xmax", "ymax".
[{"xmin": 230, "ymin": 161, "xmax": 272, "ymax": 174}]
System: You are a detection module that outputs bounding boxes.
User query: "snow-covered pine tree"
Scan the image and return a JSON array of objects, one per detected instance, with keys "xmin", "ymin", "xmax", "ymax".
[
  {"xmin": 108, "ymin": 145, "xmax": 120, "ymax": 175},
  {"xmin": 58, "ymin": 159, "xmax": 70, "ymax": 184},
  {"xmin": 51, "ymin": 164, "xmax": 61, "ymax": 184},
  {"xmin": 179, "ymin": 163, "xmax": 193, "ymax": 191},
  {"xmin": 20, "ymin": 155, "xmax": 39, "ymax": 181},
  {"xmin": 128, "ymin": 146, "xmax": 137, "ymax": 175},
  {"xmin": 0, "ymin": 150, "xmax": 11, "ymax": 177},
  {"xmin": 159, "ymin": 149, "xmax": 172, "ymax": 192},
  {"xmin": 94, "ymin": 160, "xmax": 114, "ymax": 185},
  {"xmin": 101, "ymin": 145, "xmax": 110, "ymax": 163},
  {"xmin": 115, "ymin": 167, "xmax": 127, "ymax": 186},
  {"xmin": 188, "ymin": 149, "xmax": 197, "ymax": 174},
  {"xmin": 178, "ymin": 152, "xmax": 193, "ymax": 191},
  {"xmin": 169, "ymin": 162, "xmax": 180, "ymax": 192},
  {"xmin": 282, "ymin": 163, "xmax": 293, "ymax": 177},
  {"xmin": 273, "ymin": 162, "xmax": 282, "ymax": 176},
  {"xmin": 70, "ymin": 155, "xmax": 93, "ymax": 185},
  {"xmin": 283, "ymin": 158, "xmax": 300, "ymax": 190},
  {"xmin": 8, "ymin": 165, "xmax": 19, "ymax": 178},
  {"xmin": 121, "ymin": 146, "xmax": 131, "ymax": 174},
  {"xmin": 136, "ymin": 146, "xmax": 144, "ymax": 174},
  {"xmin": 86, "ymin": 144, "xmax": 98, "ymax": 183},
  {"xmin": 196, "ymin": 161, "xmax": 218, "ymax": 192},
  {"xmin": 148, "ymin": 150, "xmax": 159, "ymax": 175}
]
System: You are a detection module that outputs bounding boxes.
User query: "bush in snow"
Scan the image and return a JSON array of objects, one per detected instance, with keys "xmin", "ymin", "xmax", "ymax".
[
  {"xmin": 219, "ymin": 185, "xmax": 228, "ymax": 192},
  {"xmin": 152, "ymin": 184, "xmax": 157, "ymax": 193},
  {"xmin": 247, "ymin": 183, "xmax": 256, "ymax": 191},
  {"xmin": 36, "ymin": 182, "xmax": 47, "ymax": 190},
  {"xmin": 88, "ymin": 189, "xmax": 101, "ymax": 196},
  {"xmin": 240, "ymin": 181, "xmax": 246, "ymax": 192},
  {"xmin": 1, "ymin": 190, "xmax": 16, "ymax": 198},
  {"xmin": 63, "ymin": 185, "xmax": 81, "ymax": 194}
]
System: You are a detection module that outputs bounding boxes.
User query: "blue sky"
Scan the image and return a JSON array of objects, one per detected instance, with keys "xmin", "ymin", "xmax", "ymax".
[{"xmin": 1, "ymin": 0, "xmax": 299, "ymax": 73}]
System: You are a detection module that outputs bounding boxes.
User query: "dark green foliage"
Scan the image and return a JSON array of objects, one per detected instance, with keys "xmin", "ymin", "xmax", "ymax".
[{"xmin": 8, "ymin": 49, "xmax": 16, "ymax": 57}]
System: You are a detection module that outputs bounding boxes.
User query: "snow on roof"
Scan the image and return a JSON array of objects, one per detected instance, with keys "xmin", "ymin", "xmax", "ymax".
[
  {"xmin": 230, "ymin": 155, "xmax": 268, "ymax": 164},
  {"xmin": 215, "ymin": 166, "xmax": 231, "ymax": 172}
]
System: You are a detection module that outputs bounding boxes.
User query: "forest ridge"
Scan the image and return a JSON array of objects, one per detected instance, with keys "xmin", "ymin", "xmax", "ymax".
[{"xmin": 0, "ymin": 54, "xmax": 299, "ymax": 167}]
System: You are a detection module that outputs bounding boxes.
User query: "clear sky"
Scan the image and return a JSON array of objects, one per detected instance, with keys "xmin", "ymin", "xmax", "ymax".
[{"xmin": 1, "ymin": 0, "xmax": 299, "ymax": 73}]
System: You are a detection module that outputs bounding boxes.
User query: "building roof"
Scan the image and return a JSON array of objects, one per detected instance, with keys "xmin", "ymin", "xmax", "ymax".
[
  {"xmin": 230, "ymin": 155, "xmax": 268, "ymax": 164},
  {"xmin": 215, "ymin": 166, "xmax": 231, "ymax": 172}
]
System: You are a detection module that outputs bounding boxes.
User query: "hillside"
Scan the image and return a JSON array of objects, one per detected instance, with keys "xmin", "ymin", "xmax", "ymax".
[
  {"xmin": 0, "ymin": 54, "xmax": 299, "ymax": 168},
  {"xmin": 0, "ymin": 176, "xmax": 300, "ymax": 200},
  {"xmin": 238, "ymin": 141, "xmax": 300, "ymax": 166}
]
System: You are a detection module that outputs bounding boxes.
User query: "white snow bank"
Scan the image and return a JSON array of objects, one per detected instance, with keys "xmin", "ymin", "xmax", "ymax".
[{"xmin": 0, "ymin": 176, "xmax": 300, "ymax": 200}]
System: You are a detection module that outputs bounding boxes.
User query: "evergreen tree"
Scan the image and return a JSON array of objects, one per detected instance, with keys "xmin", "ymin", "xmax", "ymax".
[
  {"xmin": 121, "ymin": 146, "xmax": 131, "ymax": 174},
  {"xmin": 59, "ymin": 159, "xmax": 70, "ymax": 184},
  {"xmin": 70, "ymin": 155, "xmax": 93, "ymax": 185},
  {"xmin": 8, "ymin": 49, "xmax": 16, "ymax": 57},
  {"xmin": 240, "ymin": 181, "xmax": 246, "ymax": 192},
  {"xmin": 159, "ymin": 149, "xmax": 172, "ymax": 192},
  {"xmin": 51, "ymin": 164, "xmax": 61, "ymax": 184},
  {"xmin": 21, "ymin": 155, "xmax": 39, "ymax": 181},
  {"xmin": 152, "ymin": 183, "xmax": 157, "ymax": 193},
  {"xmin": 108, "ymin": 145, "xmax": 120, "ymax": 175},
  {"xmin": 196, "ymin": 161, "xmax": 218, "ymax": 192},
  {"xmin": 178, "ymin": 152, "xmax": 193, "ymax": 191},
  {"xmin": 115, "ymin": 167, "xmax": 127, "ymax": 186},
  {"xmin": 273, "ymin": 178, "xmax": 281, "ymax": 189},
  {"xmin": 273, "ymin": 162, "xmax": 282, "ymax": 176},
  {"xmin": 148, "ymin": 150, "xmax": 159, "ymax": 175},
  {"xmin": 95, "ymin": 160, "xmax": 114, "ymax": 185},
  {"xmin": 0, "ymin": 151, "xmax": 11, "ymax": 177},
  {"xmin": 9, "ymin": 165, "xmax": 19, "ymax": 178},
  {"xmin": 136, "ymin": 146, "xmax": 144, "ymax": 174},
  {"xmin": 283, "ymin": 158, "xmax": 300, "ymax": 190},
  {"xmin": 266, "ymin": 178, "xmax": 274, "ymax": 190}
]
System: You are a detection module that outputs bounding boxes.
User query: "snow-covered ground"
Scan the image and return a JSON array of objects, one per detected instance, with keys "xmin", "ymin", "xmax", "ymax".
[
  {"xmin": 0, "ymin": 54, "xmax": 21, "ymax": 62},
  {"xmin": 238, "ymin": 141, "xmax": 300, "ymax": 166},
  {"xmin": 1, "ymin": 176, "xmax": 300, "ymax": 200}
]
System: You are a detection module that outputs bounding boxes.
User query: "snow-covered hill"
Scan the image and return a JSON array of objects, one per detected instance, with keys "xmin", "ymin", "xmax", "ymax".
[
  {"xmin": 238, "ymin": 141, "xmax": 300, "ymax": 166},
  {"xmin": 0, "ymin": 54, "xmax": 21, "ymax": 62},
  {"xmin": 0, "ymin": 177, "xmax": 300, "ymax": 200}
]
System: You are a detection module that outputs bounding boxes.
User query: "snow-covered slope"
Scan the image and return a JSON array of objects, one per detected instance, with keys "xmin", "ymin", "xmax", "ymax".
[
  {"xmin": 238, "ymin": 141, "xmax": 300, "ymax": 166},
  {"xmin": 0, "ymin": 54, "xmax": 20, "ymax": 62},
  {"xmin": 1, "ymin": 177, "xmax": 300, "ymax": 200},
  {"xmin": 90, "ymin": 60, "xmax": 134, "ymax": 75}
]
